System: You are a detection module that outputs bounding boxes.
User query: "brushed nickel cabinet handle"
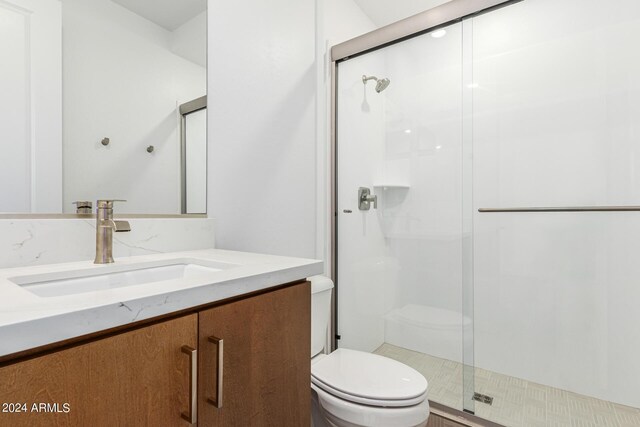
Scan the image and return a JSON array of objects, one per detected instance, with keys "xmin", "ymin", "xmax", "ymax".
[
  {"xmin": 181, "ymin": 345, "xmax": 197, "ymax": 424},
  {"xmin": 207, "ymin": 336, "xmax": 224, "ymax": 408}
]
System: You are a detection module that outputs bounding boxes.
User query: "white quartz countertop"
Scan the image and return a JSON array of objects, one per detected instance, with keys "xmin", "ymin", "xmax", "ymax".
[{"xmin": 0, "ymin": 249, "xmax": 323, "ymax": 357}]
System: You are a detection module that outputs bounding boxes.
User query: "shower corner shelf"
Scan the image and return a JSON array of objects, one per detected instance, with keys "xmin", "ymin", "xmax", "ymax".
[{"xmin": 373, "ymin": 183, "xmax": 410, "ymax": 190}]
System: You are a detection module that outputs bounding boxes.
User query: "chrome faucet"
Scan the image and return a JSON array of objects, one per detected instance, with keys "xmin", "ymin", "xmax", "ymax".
[{"xmin": 94, "ymin": 200, "xmax": 131, "ymax": 264}]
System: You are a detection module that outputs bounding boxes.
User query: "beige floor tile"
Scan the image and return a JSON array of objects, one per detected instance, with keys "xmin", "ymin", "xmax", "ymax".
[
  {"xmin": 592, "ymin": 409, "xmax": 621, "ymax": 427},
  {"xmin": 524, "ymin": 386, "xmax": 547, "ymax": 404},
  {"xmin": 505, "ymin": 390, "xmax": 526, "ymax": 406},
  {"xmin": 614, "ymin": 403, "xmax": 640, "ymax": 426},
  {"xmin": 547, "ymin": 399, "xmax": 571, "ymax": 417},
  {"xmin": 372, "ymin": 343, "xmax": 638, "ymax": 427},
  {"xmin": 522, "ymin": 419, "xmax": 547, "ymax": 427},
  {"xmin": 473, "ymin": 404, "xmax": 492, "ymax": 418},
  {"xmin": 569, "ymin": 419, "xmax": 598, "ymax": 427},
  {"xmin": 522, "ymin": 401, "xmax": 546, "ymax": 422},
  {"xmin": 547, "ymin": 412, "xmax": 573, "ymax": 426}
]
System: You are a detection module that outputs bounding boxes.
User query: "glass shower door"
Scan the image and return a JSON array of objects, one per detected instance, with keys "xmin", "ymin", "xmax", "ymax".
[
  {"xmin": 335, "ymin": 20, "xmax": 474, "ymax": 412},
  {"xmin": 469, "ymin": 0, "xmax": 640, "ymax": 424}
]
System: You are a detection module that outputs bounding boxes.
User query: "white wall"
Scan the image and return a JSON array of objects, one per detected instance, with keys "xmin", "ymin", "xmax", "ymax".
[
  {"xmin": 353, "ymin": 0, "xmax": 450, "ymax": 28},
  {"xmin": 207, "ymin": 0, "xmax": 317, "ymax": 258},
  {"xmin": 62, "ymin": 0, "xmax": 205, "ymax": 214},
  {"xmin": 324, "ymin": 0, "xmax": 376, "ymax": 46},
  {"xmin": 171, "ymin": 10, "xmax": 206, "ymax": 68},
  {"xmin": 314, "ymin": 0, "xmax": 378, "ymax": 272}
]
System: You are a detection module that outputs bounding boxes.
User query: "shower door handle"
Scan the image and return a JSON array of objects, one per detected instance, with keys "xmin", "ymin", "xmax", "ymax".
[{"xmin": 358, "ymin": 187, "xmax": 377, "ymax": 210}]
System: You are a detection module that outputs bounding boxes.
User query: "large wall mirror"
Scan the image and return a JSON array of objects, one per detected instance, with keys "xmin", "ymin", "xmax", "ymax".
[{"xmin": 0, "ymin": 0, "xmax": 207, "ymax": 215}]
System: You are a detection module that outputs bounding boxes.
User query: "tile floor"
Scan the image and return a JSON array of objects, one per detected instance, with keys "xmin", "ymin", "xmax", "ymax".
[{"xmin": 374, "ymin": 343, "xmax": 640, "ymax": 427}]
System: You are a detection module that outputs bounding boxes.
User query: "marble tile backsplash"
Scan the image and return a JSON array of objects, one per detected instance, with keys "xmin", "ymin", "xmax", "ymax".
[{"xmin": 0, "ymin": 218, "xmax": 215, "ymax": 269}]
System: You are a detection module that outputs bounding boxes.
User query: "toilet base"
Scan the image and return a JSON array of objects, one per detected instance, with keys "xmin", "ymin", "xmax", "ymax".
[{"xmin": 312, "ymin": 387, "xmax": 330, "ymax": 427}]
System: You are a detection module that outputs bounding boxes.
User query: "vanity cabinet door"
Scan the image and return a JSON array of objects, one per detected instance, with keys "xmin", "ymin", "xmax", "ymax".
[
  {"xmin": 0, "ymin": 314, "xmax": 197, "ymax": 427},
  {"xmin": 198, "ymin": 282, "xmax": 311, "ymax": 427}
]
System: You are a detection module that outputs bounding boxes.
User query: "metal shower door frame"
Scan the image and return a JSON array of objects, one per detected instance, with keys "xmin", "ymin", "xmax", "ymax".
[{"xmin": 179, "ymin": 95, "xmax": 207, "ymax": 214}]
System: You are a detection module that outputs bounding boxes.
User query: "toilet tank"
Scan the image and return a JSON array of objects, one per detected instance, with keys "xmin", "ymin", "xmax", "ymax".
[{"xmin": 310, "ymin": 275, "xmax": 334, "ymax": 358}]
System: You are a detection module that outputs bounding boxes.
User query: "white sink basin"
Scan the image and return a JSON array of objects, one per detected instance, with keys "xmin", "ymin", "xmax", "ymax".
[{"xmin": 10, "ymin": 259, "xmax": 237, "ymax": 298}]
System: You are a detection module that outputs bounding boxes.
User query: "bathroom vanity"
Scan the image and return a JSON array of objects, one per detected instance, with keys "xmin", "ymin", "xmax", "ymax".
[{"xmin": 0, "ymin": 249, "xmax": 323, "ymax": 426}]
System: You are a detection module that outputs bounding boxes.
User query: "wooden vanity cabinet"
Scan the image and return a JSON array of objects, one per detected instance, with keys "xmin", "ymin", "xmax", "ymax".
[
  {"xmin": 198, "ymin": 282, "xmax": 311, "ymax": 426},
  {"xmin": 0, "ymin": 314, "xmax": 198, "ymax": 427},
  {"xmin": 0, "ymin": 281, "xmax": 311, "ymax": 427}
]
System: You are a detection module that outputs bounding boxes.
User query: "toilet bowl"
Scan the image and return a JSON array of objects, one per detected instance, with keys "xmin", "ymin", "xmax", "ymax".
[
  {"xmin": 311, "ymin": 349, "xmax": 430, "ymax": 427},
  {"xmin": 310, "ymin": 276, "xmax": 430, "ymax": 427}
]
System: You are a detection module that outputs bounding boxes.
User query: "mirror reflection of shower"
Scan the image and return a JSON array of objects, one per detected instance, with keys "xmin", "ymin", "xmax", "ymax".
[{"xmin": 362, "ymin": 75, "xmax": 391, "ymax": 93}]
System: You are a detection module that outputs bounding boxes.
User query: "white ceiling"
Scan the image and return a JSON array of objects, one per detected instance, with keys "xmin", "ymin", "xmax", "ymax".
[
  {"xmin": 353, "ymin": 0, "xmax": 451, "ymax": 28},
  {"xmin": 111, "ymin": 0, "xmax": 206, "ymax": 31}
]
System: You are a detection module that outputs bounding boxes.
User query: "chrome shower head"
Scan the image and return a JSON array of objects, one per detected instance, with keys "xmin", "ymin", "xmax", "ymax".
[
  {"xmin": 375, "ymin": 78, "xmax": 390, "ymax": 93},
  {"xmin": 362, "ymin": 75, "xmax": 391, "ymax": 93}
]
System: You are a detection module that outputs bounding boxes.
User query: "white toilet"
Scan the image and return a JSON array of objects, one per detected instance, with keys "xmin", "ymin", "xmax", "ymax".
[{"xmin": 310, "ymin": 276, "xmax": 430, "ymax": 427}]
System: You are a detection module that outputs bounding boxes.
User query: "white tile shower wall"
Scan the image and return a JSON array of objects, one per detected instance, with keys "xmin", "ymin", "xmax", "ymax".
[
  {"xmin": 335, "ymin": 41, "xmax": 389, "ymax": 353},
  {"xmin": 381, "ymin": 22, "xmax": 464, "ymax": 310},
  {"xmin": 0, "ymin": 219, "xmax": 215, "ymax": 269},
  {"xmin": 336, "ymin": 21, "xmax": 466, "ymax": 360},
  {"xmin": 472, "ymin": 0, "xmax": 640, "ymax": 408},
  {"xmin": 380, "ymin": 23, "xmax": 466, "ymax": 362}
]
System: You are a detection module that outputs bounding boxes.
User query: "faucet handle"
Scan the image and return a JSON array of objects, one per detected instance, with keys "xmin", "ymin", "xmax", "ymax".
[
  {"xmin": 112, "ymin": 220, "xmax": 131, "ymax": 232},
  {"xmin": 73, "ymin": 200, "xmax": 93, "ymax": 214},
  {"xmin": 96, "ymin": 199, "xmax": 127, "ymax": 209}
]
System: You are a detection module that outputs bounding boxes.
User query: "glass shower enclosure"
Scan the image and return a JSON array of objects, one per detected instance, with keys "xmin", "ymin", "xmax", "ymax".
[{"xmin": 332, "ymin": 0, "xmax": 640, "ymax": 425}]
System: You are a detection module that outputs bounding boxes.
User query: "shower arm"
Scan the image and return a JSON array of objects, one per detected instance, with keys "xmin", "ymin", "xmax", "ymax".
[{"xmin": 362, "ymin": 75, "xmax": 379, "ymax": 84}]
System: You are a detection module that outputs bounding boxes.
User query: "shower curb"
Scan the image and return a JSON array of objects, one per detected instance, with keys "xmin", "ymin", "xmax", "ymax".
[{"xmin": 430, "ymin": 401, "xmax": 505, "ymax": 427}]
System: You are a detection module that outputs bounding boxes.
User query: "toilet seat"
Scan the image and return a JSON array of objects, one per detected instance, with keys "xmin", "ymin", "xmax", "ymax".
[
  {"xmin": 312, "ymin": 383, "xmax": 430, "ymax": 427},
  {"xmin": 311, "ymin": 348, "xmax": 428, "ymax": 407}
]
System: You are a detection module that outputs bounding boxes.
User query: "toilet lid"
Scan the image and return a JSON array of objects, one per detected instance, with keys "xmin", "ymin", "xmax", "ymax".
[{"xmin": 311, "ymin": 348, "xmax": 428, "ymax": 407}]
